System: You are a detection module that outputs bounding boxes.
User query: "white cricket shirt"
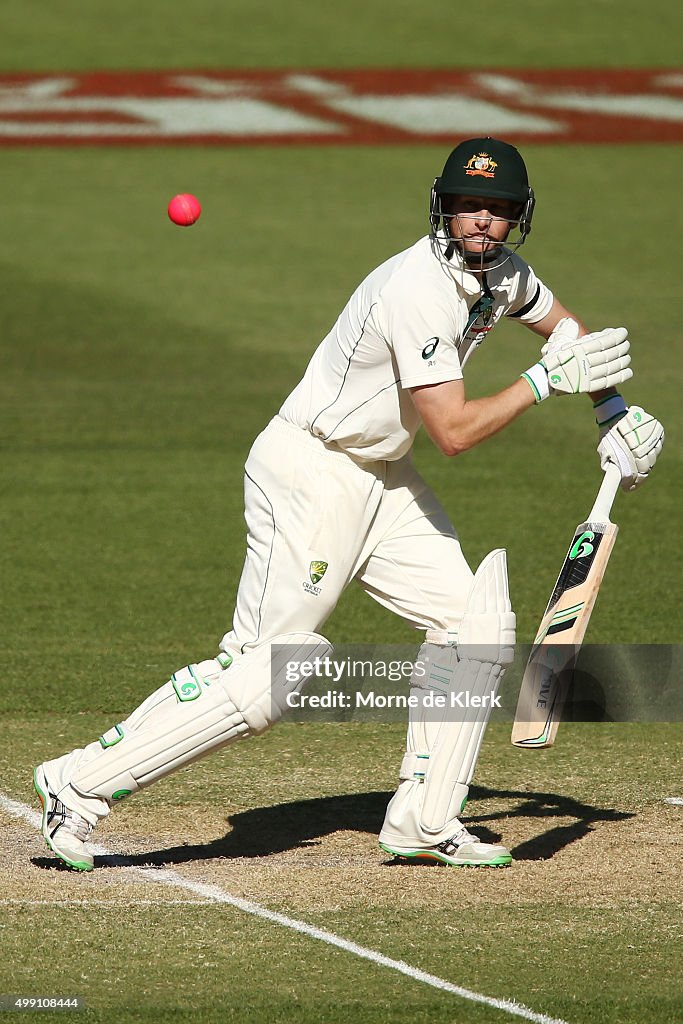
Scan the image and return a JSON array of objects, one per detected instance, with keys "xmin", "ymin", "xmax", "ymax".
[{"xmin": 279, "ymin": 235, "xmax": 553, "ymax": 461}]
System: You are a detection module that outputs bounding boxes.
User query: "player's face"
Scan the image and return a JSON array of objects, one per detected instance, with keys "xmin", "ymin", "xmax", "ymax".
[{"xmin": 444, "ymin": 195, "xmax": 519, "ymax": 258}]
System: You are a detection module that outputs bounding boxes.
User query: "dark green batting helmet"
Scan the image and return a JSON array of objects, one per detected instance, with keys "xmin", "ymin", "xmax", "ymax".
[{"xmin": 430, "ymin": 136, "xmax": 535, "ymax": 242}]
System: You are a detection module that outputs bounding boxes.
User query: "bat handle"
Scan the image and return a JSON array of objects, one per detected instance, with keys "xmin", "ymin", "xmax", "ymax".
[{"xmin": 588, "ymin": 461, "xmax": 621, "ymax": 522}]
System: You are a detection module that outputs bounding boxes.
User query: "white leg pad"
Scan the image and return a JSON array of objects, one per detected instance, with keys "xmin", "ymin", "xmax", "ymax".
[
  {"xmin": 380, "ymin": 550, "xmax": 515, "ymax": 845},
  {"xmin": 69, "ymin": 632, "xmax": 331, "ymax": 806}
]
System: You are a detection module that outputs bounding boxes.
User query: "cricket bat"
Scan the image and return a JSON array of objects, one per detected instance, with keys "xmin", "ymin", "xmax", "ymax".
[{"xmin": 511, "ymin": 461, "xmax": 622, "ymax": 748}]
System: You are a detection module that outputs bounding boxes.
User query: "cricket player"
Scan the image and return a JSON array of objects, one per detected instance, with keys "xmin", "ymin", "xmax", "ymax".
[{"xmin": 34, "ymin": 137, "xmax": 664, "ymax": 871}]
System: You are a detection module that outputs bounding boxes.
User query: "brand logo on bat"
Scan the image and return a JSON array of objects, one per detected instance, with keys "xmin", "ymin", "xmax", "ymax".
[
  {"xmin": 569, "ymin": 530, "xmax": 595, "ymax": 559},
  {"xmin": 309, "ymin": 561, "xmax": 328, "ymax": 584},
  {"xmin": 422, "ymin": 338, "xmax": 440, "ymax": 360}
]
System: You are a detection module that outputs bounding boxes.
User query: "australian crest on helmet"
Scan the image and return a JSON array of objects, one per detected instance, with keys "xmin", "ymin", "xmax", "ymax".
[{"xmin": 464, "ymin": 152, "xmax": 498, "ymax": 179}]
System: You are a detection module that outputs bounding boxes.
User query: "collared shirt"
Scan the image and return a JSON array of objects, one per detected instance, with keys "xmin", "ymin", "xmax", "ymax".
[{"xmin": 279, "ymin": 235, "xmax": 553, "ymax": 461}]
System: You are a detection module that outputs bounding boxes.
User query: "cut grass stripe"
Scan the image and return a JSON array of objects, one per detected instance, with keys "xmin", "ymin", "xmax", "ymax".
[{"xmin": 0, "ymin": 792, "xmax": 571, "ymax": 1024}]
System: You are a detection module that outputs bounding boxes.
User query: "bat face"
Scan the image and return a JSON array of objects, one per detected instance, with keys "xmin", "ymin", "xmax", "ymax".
[
  {"xmin": 537, "ymin": 524, "xmax": 611, "ymax": 642},
  {"xmin": 511, "ymin": 517, "xmax": 619, "ymax": 748}
]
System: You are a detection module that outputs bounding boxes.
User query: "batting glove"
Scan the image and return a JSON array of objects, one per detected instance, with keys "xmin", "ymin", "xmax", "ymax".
[
  {"xmin": 540, "ymin": 316, "xmax": 582, "ymax": 357},
  {"xmin": 598, "ymin": 406, "xmax": 665, "ymax": 491},
  {"xmin": 522, "ymin": 326, "xmax": 632, "ymax": 402}
]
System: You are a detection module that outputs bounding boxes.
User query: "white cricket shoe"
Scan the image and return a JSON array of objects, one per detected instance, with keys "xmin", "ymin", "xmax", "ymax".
[
  {"xmin": 380, "ymin": 826, "xmax": 512, "ymax": 868},
  {"xmin": 34, "ymin": 764, "xmax": 94, "ymax": 872}
]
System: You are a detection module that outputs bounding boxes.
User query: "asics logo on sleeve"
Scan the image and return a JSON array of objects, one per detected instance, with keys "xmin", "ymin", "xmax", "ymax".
[{"xmin": 422, "ymin": 338, "xmax": 440, "ymax": 360}]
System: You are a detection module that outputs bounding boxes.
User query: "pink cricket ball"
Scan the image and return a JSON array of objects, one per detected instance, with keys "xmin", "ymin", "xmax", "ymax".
[{"xmin": 167, "ymin": 193, "xmax": 202, "ymax": 226}]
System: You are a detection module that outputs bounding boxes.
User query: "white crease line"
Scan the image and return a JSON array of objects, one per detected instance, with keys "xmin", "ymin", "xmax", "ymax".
[
  {"xmin": 664, "ymin": 797, "xmax": 683, "ymax": 806},
  {"xmin": 0, "ymin": 792, "xmax": 570, "ymax": 1024}
]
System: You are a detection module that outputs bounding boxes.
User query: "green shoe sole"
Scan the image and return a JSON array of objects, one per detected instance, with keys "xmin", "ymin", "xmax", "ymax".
[{"xmin": 379, "ymin": 842, "xmax": 512, "ymax": 868}]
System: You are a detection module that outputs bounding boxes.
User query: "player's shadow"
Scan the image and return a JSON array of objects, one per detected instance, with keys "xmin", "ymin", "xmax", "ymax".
[
  {"xmin": 32, "ymin": 785, "xmax": 633, "ymax": 870},
  {"xmin": 463, "ymin": 785, "xmax": 633, "ymax": 861}
]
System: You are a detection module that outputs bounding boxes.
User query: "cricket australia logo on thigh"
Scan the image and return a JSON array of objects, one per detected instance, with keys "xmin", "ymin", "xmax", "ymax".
[{"xmin": 303, "ymin": 560, "xmax": 328, "ymax": 596}]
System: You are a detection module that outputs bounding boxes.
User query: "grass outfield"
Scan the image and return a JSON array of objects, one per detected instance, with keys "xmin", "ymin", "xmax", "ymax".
[
  {"xmin": 1, "ymin": 2, "xmax": 682, "ymax": 1022},
  {"xmin": 3, "ymin": 0, "xmax": 682, "ymax": 70}
]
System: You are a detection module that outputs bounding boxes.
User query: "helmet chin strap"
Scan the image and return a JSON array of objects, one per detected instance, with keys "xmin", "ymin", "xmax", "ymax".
[
  {"xmin": 442, "ymin": 236, "xmax": 506, "ymax": 273},
  {"xmin": 464, "ymin": 245, "xmax": 504, "ymax": 272}
]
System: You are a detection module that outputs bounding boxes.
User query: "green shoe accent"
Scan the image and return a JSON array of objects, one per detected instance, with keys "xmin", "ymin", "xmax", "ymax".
[
  {"xmin": 44, "ymin": 842, "xmax": 93, "ymax": 872},
  {"xmin": 111, "ymin": 789, "xmax": 132, "ymax": 801},
  {"xmin": 457, "ymin": 852, "xmax": 512, "ymax": 867},
  {"xmin": 379, "ymin": 841, "xmax": 511, "ymax": 869}
]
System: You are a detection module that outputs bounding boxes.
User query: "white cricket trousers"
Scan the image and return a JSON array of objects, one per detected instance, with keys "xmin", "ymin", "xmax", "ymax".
[{"xmin": 220, "ymin": 416, "xmax": 474, "ymax": 655}]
